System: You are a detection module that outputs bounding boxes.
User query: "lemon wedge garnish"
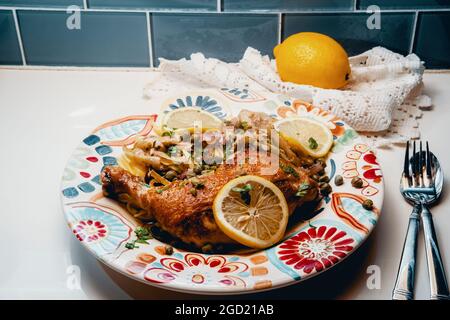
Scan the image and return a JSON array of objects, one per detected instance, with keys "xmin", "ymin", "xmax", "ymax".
[
  {"xmin": 161, "ymin": 107, "xmax": 223, "ymax": 132},
  {"xmin": 213, "ymin": 175, "xmax": 289, "ymax": 249},
  {"xmin": 274, "ymin": 117, "xmax": 333, "ymax": 158}
]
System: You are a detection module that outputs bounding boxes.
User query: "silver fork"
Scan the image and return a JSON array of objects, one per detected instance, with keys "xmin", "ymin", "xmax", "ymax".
[{"xmin": 393, "ymin": 141, "xmax": 449, "ymax": 300}]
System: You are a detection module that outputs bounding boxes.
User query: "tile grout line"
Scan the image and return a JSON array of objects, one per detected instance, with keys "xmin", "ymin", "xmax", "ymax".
[
  {"xmin": 409, "ymin": 11, "xmax": 419, "ymax": 54},
  {"xmin": 353, "ymin": 8, "xmax": 450, "ymax": 13},
  {"xmin": 0, "ymin": 65, "xmax": 154, "ymax": 71},
  {"xmin": 2, "ymin": 6, "xmax": 450, "ymax": 14},
  {"xmin": 146, "ymin": 11, "xmax": 154, "ymax": 68},
  {"xmin": 277, "ymin": 13, "xmax": 282, "ymax": 44},
  {"xmin": 12, "ymin": 9, "xmax": 26, "ymax": 66},
  {"xmin": 2, "ymin": 64, "xmax": 449, "ymax": 72},
  {"xmin": 0, "ymin": 6, "xmax": 215, "ymax": 13},
  {"xmin": 217, "ymin": 0, "xmax": 221, "ymax": 13}
]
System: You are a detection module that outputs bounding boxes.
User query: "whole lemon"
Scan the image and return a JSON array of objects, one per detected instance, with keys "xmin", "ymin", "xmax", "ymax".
[{"xmin": 274, "ymin": 32, "xmax": 351, "ymax": 89}]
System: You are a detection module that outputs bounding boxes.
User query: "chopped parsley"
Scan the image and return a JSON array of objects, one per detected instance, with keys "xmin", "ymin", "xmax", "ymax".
[
  {"xmin": 308, "ymin": 137, "xmax": 318, "ymax": 150},
  {"xmin": 296, "ymin": 182, "xmax": 311, "ymax": 198},
  {"xmin": 232, "ymin": 183, "xmax": 252, "ymax": 205},
  {"xmin": 232, "ymin": 183, "xmax": 252, "ymax": 193},
  {"xmin": 239, "ymin": 121, "xmax": 250, "ymax": 130},
  {"xmin": 125, "ymin": 226, "xmax": 153, "ymax": 249},
  {"xmin": 162, "ymin": 126, "xmax": 175, "ymax": 137},
  {"xmin": 281, "ymin": 164, "xmax": 299, "ymax": 178},
  {"xmin": 167, "ymin": 146, "xmax": 177, "ymax": 156},
  {"xmin": 162, "ymin": 131, "xmax": 174, "ymax": 137}
]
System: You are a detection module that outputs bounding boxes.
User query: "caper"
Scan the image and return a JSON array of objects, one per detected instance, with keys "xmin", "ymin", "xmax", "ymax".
[
  {"xmin": 190, "ymin": 177, "xmax": 204, "ymax": 189},
  {"xmin": 189, "ymin": 188, "xmax": 198, "ymax": 197},
  {"xmin": 319, "ymin": 182, "xmax": 332, "ymax": 196},
  {"xmin": 334, "ymin": 174, "xmax": 344, "ymax": 186},
  {"xmin": 319, "ymin": 175, "xmax": 330, "ymax": 183},
  {"xmin": 164, "ymin": 245, "xmax": 174, "ymax": 255},
  {"xmin": 362, "ymin": 199, "xmax": 374, "ymax": 210},
  {"xmin": 317, "ymin": 169, "xmax": 326, "ymax": 176},
  {"xmin": 164, "ymin": 170, "xmax": 177, "ymax": 181},
  {"xmin": 193, "ymin": 164, "xmax": 203, "ymax": 175},
  {"xmin": 311, "ymin": 174, "xmax": 320, "ymax": 181},
  {"xmin": 315, "ymin": 158, "xmax": 327, "ymax": 168},
  {"xmin": 351, "ymin": 177, "xmax": 364, "ymax": 188},
  {"xmin": 144, "ymin": 173, "xmax": 151, "ymax": 185},
  {"xmin": 201, "ymin": 243, "xmax": 214, "ymax": 254}
]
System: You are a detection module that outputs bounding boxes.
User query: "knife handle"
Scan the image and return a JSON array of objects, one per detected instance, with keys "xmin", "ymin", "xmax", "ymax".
[
  {"xmin": 392, "ymin": 206, "xmax": 420, "ymax": 300},
  {"xmin": 421, "ymin": 205, "xmax": 450, "ymax": 300}
]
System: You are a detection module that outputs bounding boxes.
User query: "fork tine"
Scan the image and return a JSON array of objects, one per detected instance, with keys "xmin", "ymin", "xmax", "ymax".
[
  {"xmin": 403, "ymin": 140, "xmax": 410, "ymax": 177},
  {"xmin": 419, "ymin": 141, "xmax": 423, "ymax": 173},
  {"xmin": 426, "ymin": 141, "xmax": 432, "ymax": 177},
  {"xmin": 412, "ymin": 141, "xmax": 419, "ymax": 186},
  {"xmin": 420, "ymin": 141, "xmax": 427, "ymax": 186}
]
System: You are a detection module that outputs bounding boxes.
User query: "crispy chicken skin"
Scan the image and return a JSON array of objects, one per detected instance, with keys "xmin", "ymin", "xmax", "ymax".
[{"xmin": 101, "ymin": 160, "xmax": 318, "ymax": 248}]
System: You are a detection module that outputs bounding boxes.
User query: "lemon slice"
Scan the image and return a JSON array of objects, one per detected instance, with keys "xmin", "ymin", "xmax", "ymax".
[
  {"xmin": 161, "ymin": 107, "xmax": 223, "ymax": 132},
  {"xmin": 213, "ymin": 175, "xmax": 289, "ymax": 249},
  {"xmin": 274, "ymin": 117, "xmax": 333, "ymax": 158}
]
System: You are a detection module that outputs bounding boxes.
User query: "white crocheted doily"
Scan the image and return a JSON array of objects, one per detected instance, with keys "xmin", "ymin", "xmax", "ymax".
[{"xmin": 144, "ymin": 47, "xmax": 431, "ymax": 147}]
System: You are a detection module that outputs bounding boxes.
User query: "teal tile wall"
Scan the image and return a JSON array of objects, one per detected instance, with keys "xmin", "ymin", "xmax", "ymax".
[
  {"xmin": 18, "ymin": 11, "xmax": 149, "ymax": 66},
  {"xmin": 151, "ymin": 13, "xmax": 278, "ymax": 65},
  {"xmin": 89, "ymin": 0, "xmax": 216, "ymax": 11},
  {"xmin": 414, "ymin": 12, "xmax": 450, "ymax": 68},
  {"xmin": 358, "ymin": 0, "xmax": 450, "ymax": 10},
  {"xmin": 0, "ymin": 10, "xmax": 22, "ymax": 64},
  {"xmin": 0, "ymin": 1, "xmax": 83, "ymax": 7},
  {"xmin": 224, "ymin": 0, "xmax": 354, "ymax": 11},
  {"xmin": 284, "ymin": 12, "xmax": 415, "ymax": 56},
  {"xmin": 0, "ymin": 1, "xmax": 449, "ymax": 68}
]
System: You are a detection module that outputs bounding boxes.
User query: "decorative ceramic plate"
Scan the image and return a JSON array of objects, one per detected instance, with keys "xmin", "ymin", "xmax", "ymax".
[{"xmin": 61, "ymin": 88, "xmax": 383, "ymax": 294}]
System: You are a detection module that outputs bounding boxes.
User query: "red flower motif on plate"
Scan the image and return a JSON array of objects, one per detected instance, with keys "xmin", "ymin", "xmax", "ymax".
[
  {"xmin": 144, "ymin": 253, "xmax": 248, "ymax": 287},
  {"xmin": 73, "ymin": 219, "xmax": 108, "ymax": 243},
  {"xmin": 362, "ymin": 152, "xmax": 382, "ymax": 183},
  {"xmin": 278, "ymin": 226, "xmax": 354, "ymax": 274}
]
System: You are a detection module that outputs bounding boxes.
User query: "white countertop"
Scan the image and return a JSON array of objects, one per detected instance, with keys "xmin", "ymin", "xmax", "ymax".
[{"xmin": 0, "ymin": 68, "xmax": 449, "ymax": 300}]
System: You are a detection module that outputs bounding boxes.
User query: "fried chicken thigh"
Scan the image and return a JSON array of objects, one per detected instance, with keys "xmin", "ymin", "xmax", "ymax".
[{"xmin": 102, "ymin": 159, "xmax": 318, "ymax": 248}]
